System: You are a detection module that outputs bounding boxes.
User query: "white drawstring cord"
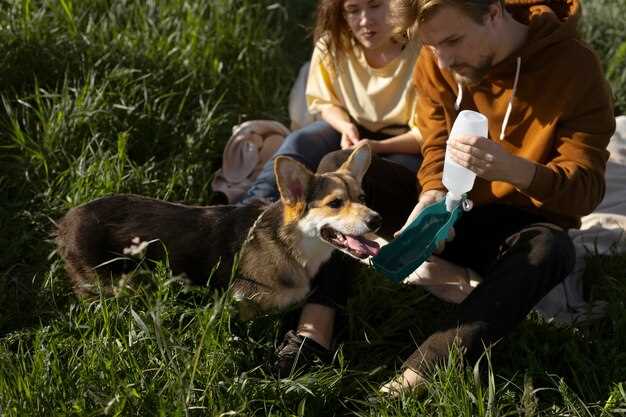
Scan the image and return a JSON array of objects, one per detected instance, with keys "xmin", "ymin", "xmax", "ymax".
[
  {"xmin": 454, "ymin": 80, "xmax": 463, "ymax": 111},
  {"xmin": 499, "ymin": 56, "xmax": 521, "ymax": 140}
]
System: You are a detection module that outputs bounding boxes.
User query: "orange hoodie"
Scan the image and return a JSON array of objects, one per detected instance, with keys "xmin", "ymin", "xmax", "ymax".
[{"xmin": 414, "ymin": 0, "xmax": 616, "ymax": 229}]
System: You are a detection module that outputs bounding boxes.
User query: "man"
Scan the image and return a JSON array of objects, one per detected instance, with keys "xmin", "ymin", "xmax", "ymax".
[{"xmin": 380, "ymin": 0, "xmax": 616, "ymax": 393}]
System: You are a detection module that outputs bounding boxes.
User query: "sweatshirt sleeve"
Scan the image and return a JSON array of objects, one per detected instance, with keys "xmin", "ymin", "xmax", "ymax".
[
  {"xmin": 521, "ymin": 49, "xmax": 615, "ymax": 216},
  {"xmin": 414, "ymin": 50, "xmax": 450, "ymax": 193},
  {"xmin": 407, "ymin": 97, "xmax": 422, "ymax": 137},
  {"xmin": 305, "ymin": 40, "xmax": 341, "ymax": 115}
]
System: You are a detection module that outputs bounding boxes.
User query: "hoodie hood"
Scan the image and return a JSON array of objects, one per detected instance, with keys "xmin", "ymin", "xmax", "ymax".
[
  {"xmin": 488, "ymin": 0, "xmax": 581, "ymax": 77},
  {"xmin": 456, "ymin": 0, "xmax": 582, "ymax": 138}
]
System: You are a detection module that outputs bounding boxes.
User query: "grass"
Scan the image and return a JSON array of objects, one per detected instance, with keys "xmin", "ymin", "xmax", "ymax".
[
  {"xmin": 580, "ymin": 0, "xmax": 626, "ymax": 114},
  {"xmin": 0, "ymin": 0, "xmax": 625, "ymax": 415}
]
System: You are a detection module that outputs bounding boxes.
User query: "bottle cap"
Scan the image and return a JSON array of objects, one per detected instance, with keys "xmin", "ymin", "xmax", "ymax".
[{"xmin": 445, "ymin": 192, "xmax": 461, "ymax": 212}]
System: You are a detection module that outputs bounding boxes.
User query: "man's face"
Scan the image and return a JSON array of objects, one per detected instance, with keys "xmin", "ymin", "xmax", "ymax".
[{"xmin": 418, "ymin": 5, "xmax": 497, "ymax": 84}]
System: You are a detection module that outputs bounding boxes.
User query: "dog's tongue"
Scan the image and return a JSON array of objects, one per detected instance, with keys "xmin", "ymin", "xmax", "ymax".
[{"xmin": 345, "ymin": 235, "xmax": 380, "ymax": 257}]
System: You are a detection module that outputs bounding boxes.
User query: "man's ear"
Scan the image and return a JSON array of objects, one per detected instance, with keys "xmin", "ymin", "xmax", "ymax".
[
  {"xmin": 485, "ymin": 1, "xmax": 502, "ymax": 26},
  {"xmin": 339, "ymin": 142, "xmax": 372, "ymax": 184},
  {"xmin": 274, "ymin": 156, "xmax": 313, "ymax": 205}
]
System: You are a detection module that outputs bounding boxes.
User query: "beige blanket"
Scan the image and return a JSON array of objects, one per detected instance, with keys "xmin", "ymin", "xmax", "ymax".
[{"xmin": 211, "ymin": 120, "xmax": 289, "ymax": 203}]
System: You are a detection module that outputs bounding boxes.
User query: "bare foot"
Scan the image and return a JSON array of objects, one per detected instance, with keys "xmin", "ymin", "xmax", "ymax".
[
  {"xmin": 403, "ymin": 256, "xmax": 481, "ymax": 304},
  {"xmin": 296, "ymin": 303, "xmax": 336, "ymax": 349},
  {"xmin": 379, "ymin": 368, "xmax": 427, "ymax": 397}
]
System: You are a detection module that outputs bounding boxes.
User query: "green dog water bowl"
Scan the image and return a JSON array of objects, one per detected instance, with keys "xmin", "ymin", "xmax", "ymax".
[{"xmin": 371, "ymin": 199, "xmax": 463, "ymax": 282}]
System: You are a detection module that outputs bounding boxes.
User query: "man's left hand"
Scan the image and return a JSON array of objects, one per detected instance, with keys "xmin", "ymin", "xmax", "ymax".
[{"xmin": 447, "ymin": 135, "xmax": 535, "ymax": 189}]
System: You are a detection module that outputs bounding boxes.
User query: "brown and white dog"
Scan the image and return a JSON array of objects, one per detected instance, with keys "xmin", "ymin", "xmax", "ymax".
[{"xmin": 56, "ymin": 143, "xmax": 381, "ymax": 314}]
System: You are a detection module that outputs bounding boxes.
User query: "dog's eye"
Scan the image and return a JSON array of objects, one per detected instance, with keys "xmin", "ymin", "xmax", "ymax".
[
  {"xmin": 359, "ymin": 194, "xmax": 367, "ymax": 203},
  {"xmin": 328, "ymin": 198, "xmax": 344, "ymax": 209}
]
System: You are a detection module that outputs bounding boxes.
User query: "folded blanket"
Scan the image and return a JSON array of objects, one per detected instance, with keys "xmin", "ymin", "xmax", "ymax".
[{"xmin": 211, "ymin": 120, "xmax": 289, "ymax": 203}]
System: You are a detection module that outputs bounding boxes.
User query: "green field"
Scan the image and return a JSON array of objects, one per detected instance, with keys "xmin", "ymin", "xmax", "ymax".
[{"xmin": 1, "ymin": 0, "xmax": 625, "ymax": 415}]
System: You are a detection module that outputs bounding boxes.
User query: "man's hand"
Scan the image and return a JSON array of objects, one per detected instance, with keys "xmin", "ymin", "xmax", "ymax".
[
  {"xmin": 340, "ymin": 123, "xmax": 361, "ymax": 150},
  {"xmin": 447, "ymin": 135, "xmax": 535, "ymax": 189},
  {"xmin": 395, "ymin": 189, "xmax": 454, "ymax": 252},
  {"xmin": 395, "ymin": 189, "xmax": 446, "ymax": 237}
]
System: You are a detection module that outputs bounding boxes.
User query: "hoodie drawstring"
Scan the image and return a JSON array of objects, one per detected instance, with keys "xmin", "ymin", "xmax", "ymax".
[
  {"xmin": 453, "ymin": 56, "xmax": 522, "ymax": 141},
  {"xmin": 499, "ymin": 56, "xmax": 521, "ymax": 140},
  {"xmin": 454, "ymin": 80, "xmax": 463, "ymax": 111}
]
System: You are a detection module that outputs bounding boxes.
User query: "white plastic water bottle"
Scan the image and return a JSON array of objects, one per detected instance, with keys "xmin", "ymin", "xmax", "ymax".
[{"xmin": 442, "ymin": 110, "xmax": 488, "ymax": 212}]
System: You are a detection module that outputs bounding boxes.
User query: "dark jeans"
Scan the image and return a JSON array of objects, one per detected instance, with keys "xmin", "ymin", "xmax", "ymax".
[
  {"xmin": 240, "ymin": 121, "xmax": 421, "ymax": 204},
  {"xmin": 309, "ymin": 151, "xmax": 576, "ymax": 374},
  {"xmin": 403, "ymin": 205, "xmax": 575, "ymax": 373}
]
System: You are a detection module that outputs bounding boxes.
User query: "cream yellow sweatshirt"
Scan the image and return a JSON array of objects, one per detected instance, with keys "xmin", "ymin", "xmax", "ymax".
[{"xmin": 306, "ymin": 37, "xmax": 421, "ymax": 137}]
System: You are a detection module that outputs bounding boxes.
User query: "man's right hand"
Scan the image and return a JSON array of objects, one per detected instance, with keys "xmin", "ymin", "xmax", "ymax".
[
  {"xmin": 394, "ymin": 189, "xmax": 446, "ymax": 238},
  {"xmin": 340, "ymin": 123, "xmax": 360, "ymax": 149},
  {"xmin": 395, "ymin": 189, "xmax": 455, "ymax": 253}
]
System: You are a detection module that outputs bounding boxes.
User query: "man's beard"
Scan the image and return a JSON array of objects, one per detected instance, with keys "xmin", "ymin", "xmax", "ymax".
[{"xmin": 450, "ymin": 54, "xmax": 494, "ymax": 86}]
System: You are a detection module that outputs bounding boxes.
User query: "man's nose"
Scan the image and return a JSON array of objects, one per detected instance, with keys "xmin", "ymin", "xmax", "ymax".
[
  {"xmin": 437, "ymin": 54, "xmax": 453, "ymax": 69},
  {"xmin": 433, "ymin": 48, "xmax": 453, "ymax": 69}
]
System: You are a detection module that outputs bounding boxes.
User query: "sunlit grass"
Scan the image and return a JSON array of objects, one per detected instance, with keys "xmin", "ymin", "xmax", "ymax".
[{"xmin": 0, "ymin": 0, "xmax": 625, "ymax": 415}]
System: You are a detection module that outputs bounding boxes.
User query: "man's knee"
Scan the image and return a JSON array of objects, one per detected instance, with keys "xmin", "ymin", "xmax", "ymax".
[
  {"xmin": 522, "ymin": 225, "xmax": 575, "ymax": 273},
  {"xmin": 318, "ymin": 149, "xmax": 352, "ymax": 173}
]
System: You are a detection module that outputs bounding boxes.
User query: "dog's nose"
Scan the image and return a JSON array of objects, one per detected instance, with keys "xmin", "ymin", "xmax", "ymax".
[{"xmin": 367, "ymin": 214, "xmax": 382, "ymax": 231}]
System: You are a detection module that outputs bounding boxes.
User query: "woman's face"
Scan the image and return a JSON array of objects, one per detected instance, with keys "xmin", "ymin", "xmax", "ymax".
[{"xmin": 342, "ymin": 0, "xmax": 394, "ymax": 51}]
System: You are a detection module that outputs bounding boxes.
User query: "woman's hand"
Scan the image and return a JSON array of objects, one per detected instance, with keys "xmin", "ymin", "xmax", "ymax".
[
  {"xmin": 340, "ymin": 122, "xmax": 361, "ymax": 150},
  {"xmin": 348, "ymin": 130, "xmax": 420, "ymax": 155}
]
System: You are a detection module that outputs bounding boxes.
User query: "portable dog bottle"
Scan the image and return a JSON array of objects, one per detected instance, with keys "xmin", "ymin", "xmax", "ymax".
[
  {"xmin": 442, "ymin": 110, "xmax": 488, "ymax": 212},
  {"xmin": 370, "ymin": 111, "xmax": 487, "ymax": 282}
]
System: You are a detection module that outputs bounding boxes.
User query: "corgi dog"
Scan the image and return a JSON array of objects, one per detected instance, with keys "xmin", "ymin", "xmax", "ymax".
[{"xmin": 56, "ymin": 143, "xmax": 381, "ymax": 314}]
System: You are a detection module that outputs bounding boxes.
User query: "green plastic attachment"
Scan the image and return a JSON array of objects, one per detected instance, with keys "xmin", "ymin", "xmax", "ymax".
[{"xmin": 370, "ymin": 198, "xmax": 464, "ymax": 282}]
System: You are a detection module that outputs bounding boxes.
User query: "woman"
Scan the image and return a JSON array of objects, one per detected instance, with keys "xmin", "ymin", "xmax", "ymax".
[
  {"xmin": 241, "ymin": 0, "xmax": 422, "ymax": 205},
  {"xmin": 238, "ymin": 0, "xmax": 427, "ymax": 379}
]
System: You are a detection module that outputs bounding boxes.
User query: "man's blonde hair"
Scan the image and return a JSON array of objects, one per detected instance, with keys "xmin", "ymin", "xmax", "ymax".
[{"xmin": 390, "ymin": 0, "xmax": 504, "ymax": 37}]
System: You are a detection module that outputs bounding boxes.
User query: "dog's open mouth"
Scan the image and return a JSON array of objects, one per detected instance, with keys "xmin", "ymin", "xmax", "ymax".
[{"xmin": 321, "ymin": 226, "xmax": 380, "ymax": 259}]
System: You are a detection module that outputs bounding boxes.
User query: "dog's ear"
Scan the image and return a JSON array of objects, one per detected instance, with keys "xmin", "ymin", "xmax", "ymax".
[
  {"xmin": 340, "ymin": 142, "xmax": 372, "ymax": 184},
  {"xmin": 274, "ymin": 156, "xmax": 313, "ymax": 205}
]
